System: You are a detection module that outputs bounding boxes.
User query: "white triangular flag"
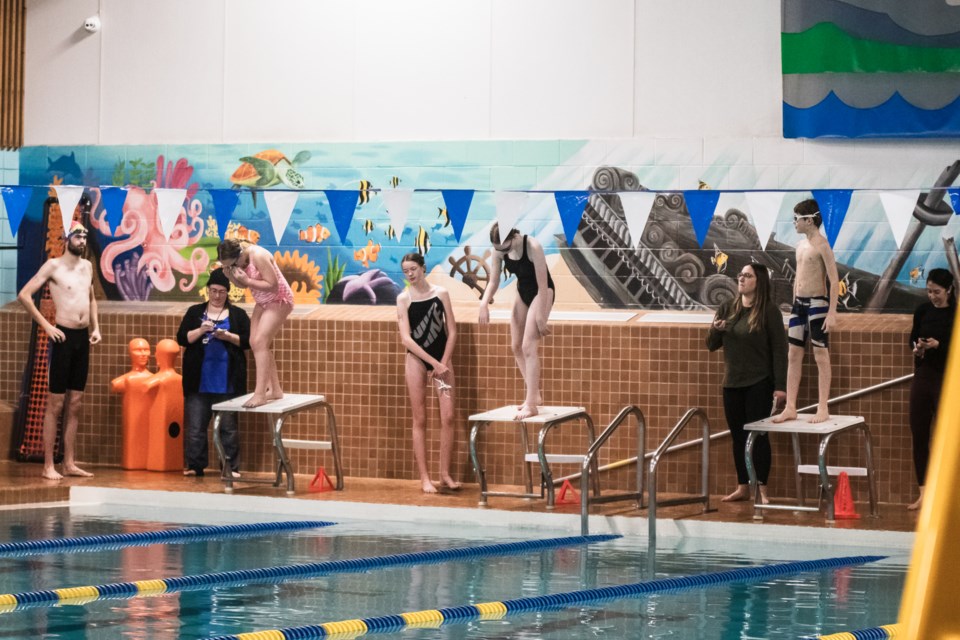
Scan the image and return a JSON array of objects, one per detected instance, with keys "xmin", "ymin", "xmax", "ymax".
[
  {"xmin": 264, "ymin": 190, "xmax": 299, "ymax": 245},
  {"xmin": 619, "ymin": 191, "xmax": 656, "ymax": 248},
  {"xmin": 154, "ymin": 188, "xmax": 187, "ymax": 241},
  {"xmin": 494, "ymin": 191, "xmax": 529, "ymax": 238},
  {"xmin": 878, "ymin": 190, "xmax": 920, "ymax": 249},
  {"xmin": 53, "ymin": 185, "xmax": 84, "ymax": 236},
  {"xmin": 381, "ymin": 188, "xmax": 413, "ymax": 240},
  {"xmin": 744, "ymin": 191, "xmax": 786, "ymax": 250}
]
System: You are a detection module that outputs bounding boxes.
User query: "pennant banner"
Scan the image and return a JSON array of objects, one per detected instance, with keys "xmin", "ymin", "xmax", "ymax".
[
  {"xmin": 381, "ymin": 189, "xmax": 414, "ymax": 241},
  {"xmin": 812, "ymin": 189, "xmax": 854, "ymax": 248},
  {"xmin": 878, "ymin": 190, "xmax": 920, "ymax": 249},
  {"xmin": 325, "ymin": 190, "xmax": 360, "ymax": 242},
  {"xmin": 154, "ymin": 188, "xmax": 187, "ymax": 241},
  {"xmin": 682, "ymin": 190, "xmax": 721, "ymax": 248},
  {"xmin": 264, "ymin": 190, "xmax": 299, "ymax": 245},
  {"xmin": 619, "ymin": 191, "xmax": 656, "ymax": 248},
  {"xmin": 743, "ymin": 191, "xmax": 787, "ymax": 250},
  {"xmin": 209, "ymin": 189, "xmax": 241, "ymax": 241},
  {"xmin": 494, "ymin": 191, "xmax": 528, "ymax": 237},
  {"xmin": 53, "ymin": 185, "xmax": 84, "ymax": 236},
  {"xmin": 554, "ymin": 191, "xmax": 590, "ymax": 247},
  {"xmin": 441, "ymin": 189, "xmax": 474, "ymax": 242},
  {"xmin": 1, "ymin": 186, "xmax": 33, "ymax": 237},
  {"xmin": 100, "ymin": 187, "xmax": 128, "ymax": 236},
  {"xmin": 949, "ymin": 188, "xmax": 960, "ymax": 215}
]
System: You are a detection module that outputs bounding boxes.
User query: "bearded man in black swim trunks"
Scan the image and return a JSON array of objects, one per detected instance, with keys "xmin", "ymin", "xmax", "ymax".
[{"xmin": 18, "ymin": 220, "xmax": 101, "ymax": 480}]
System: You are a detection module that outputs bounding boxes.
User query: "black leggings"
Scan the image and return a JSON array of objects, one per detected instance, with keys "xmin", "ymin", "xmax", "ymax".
[
  {"xmin": 723, "ymin": 378, "xmax": 774, "ymax": 485},
  {"xmin": 909, "ymin": 367, "xmax": 944, "ymax": 486}
]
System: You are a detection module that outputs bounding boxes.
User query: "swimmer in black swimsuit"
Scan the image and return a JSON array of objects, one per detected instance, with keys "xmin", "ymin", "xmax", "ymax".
[
  {"xmin": 396, "ymin": 253, "xmax": 460, "ymax": 494},
  {"xmin": 479, "ymin": 223, "xmax": 555, "ymax": 420}
]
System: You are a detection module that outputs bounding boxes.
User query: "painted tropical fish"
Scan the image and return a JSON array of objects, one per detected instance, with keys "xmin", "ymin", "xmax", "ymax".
[
  {"xmin": 415, "ymin": 225, "xmax": 430, "ymax": 257},
  {"xmin": 710, "ymin": 244, "xmax": 728, "ymax": 274},
  {"xmin": 389, "ymin": 176, "xmax": 401, "ymax": 188},
  {"xmin": 299, "ymin": 223, "xmax": 331, "ymax": 244},
  {"xmin": 226, "ymin": 224, "xmax": 260, "ymax": 244},
  {"xmin": 359, "ymin": 180, "xmax": 373, "ymax": 205},
  {"xmin": 363, "ymin": 219, "xmax": 375, "ymax": 235},
  {"xmin": 909, "ymin": 265, "xmax": 925, "ymax": 285},
  {"xmin": 230, "ymin": 149, "xmax": 310, "ymax": 189},
  {"xmin": 698, "ymin": 180, "xmax": 712, "ymax": 190},
  {"xmin": 354, "ymin": 239, "xmax": 382, "ymax": 268},
  {"xmin": 437, "ymin": 207, "xmax": 450, "ymax": 228},
  {"xmin": 385, "ymin": 225, "xmax": 398, "ymax": 240},
  {"xmin": 838, "ymin": 272, "xmax": 861, "ymax": 310}
]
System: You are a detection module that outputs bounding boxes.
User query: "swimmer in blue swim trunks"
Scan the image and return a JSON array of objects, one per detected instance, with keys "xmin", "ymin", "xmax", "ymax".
[
  {"xmin": 773, "ymin": 199, "xmax": 839, "ymax": 424},
  {"xmin": 479, "ymin": 223, "xmax": 555, "ymax": 420}
]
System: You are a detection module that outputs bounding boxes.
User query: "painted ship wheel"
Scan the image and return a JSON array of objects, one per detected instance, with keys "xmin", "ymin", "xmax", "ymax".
[{"xmin": 448, "ymin": 245, "xmax": 492, "ymax": 298}]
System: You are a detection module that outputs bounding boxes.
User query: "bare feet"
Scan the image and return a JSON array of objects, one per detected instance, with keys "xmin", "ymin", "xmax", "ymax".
[
  {"xmin": 243, "ymin": 394, "xmax": 269, "ymax": 408},
  {"xmin": 422, "ymin": 480, "xmax": 438, "ymax": 494},
  {"xmin": 907, "ymin": 488, "xmax": 924, "ymax": 511},
  {"xmin": 772, "ymin": 407, "xmax": 797, "ymax": 424},
  {"xmin": 758, "ymin": 485, "xmax": 770, "ymax": 505},
  {"xmin": 41, "ymin": 467, "xmax": 62, "ymax": 481},
  {"xmin": 721, "ymin": 485, "xmax": 751, "ymax": 502},
  {"xmin": 267, "ymin": 391, "xmax": 284, "ymax": 402},
  {"xmin": 441, "ymin": 477, "xmax": 462, "ymax": 491},
  {"xmin": 515, "ymin": 404, "xmax": 538, "ymax": 421},
  {"xmin": 63, "ymin": 465, "xmax": 93, "ymax": 478},
  {"xmin": 810, "ymin": 407, "xmax": 830, "ymax": 423}
]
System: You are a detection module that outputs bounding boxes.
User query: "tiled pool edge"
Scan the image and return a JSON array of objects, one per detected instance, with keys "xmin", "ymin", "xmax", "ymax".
[{"xmin": 71, "ymin": 486, "xmax": 915, "ymax": 551}]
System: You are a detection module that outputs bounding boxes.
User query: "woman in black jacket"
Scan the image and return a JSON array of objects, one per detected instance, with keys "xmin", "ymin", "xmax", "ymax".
[
  {"xmin": 908, "ymin": 267, "xmax": 956, "ymax": 510},
  {"xmin": 176, "ymin": 268, "xmax": 251, "ymax": 477}
]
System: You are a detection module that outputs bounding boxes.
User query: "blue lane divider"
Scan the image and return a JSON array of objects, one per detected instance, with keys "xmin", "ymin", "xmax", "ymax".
[
  {"xmin": 203, "ymin": 554, "xmax": 886, "ymax": 640},
  {"xmin": 0, "ymin": 520, "xmax": 337, "ymax": 558},
  {"xmin": 0, "ymin": 534, "xmax": 619, "ymax": 612}
]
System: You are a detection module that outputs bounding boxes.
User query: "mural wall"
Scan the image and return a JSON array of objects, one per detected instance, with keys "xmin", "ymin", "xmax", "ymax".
[{"xmin": 16, "ymin": 142, "xmax": 960, "ymax": 314}]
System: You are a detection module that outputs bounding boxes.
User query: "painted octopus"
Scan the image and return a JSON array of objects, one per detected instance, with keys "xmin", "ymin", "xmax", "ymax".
[{"xmin": 93, "ymin": 156, "xmax": 209, "ymax": 296}]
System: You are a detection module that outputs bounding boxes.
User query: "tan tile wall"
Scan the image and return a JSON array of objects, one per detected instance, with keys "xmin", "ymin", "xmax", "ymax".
[{"xmin": 0, "ymin": 303, "xmax": 918, "ymax": 504}]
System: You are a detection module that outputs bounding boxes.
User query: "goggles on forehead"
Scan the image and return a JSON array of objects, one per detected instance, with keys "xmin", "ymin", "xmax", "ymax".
[{"xmin": 793, "ymin": 214, "xmax": 818, "ymax": 220}]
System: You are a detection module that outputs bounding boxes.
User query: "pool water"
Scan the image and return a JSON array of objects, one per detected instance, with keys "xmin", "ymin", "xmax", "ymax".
[{"xmin": 0, "ymin": 505, "xmax": 907, "ymax": 639}]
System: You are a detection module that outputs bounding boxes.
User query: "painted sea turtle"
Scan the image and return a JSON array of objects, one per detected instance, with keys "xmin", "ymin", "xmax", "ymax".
[{"xmin": 230, "ymin": 149, "xmax": 311, "ymax": 190}]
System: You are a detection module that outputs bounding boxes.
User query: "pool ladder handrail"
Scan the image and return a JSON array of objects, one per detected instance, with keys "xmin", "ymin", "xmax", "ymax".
[
  {"xmin": 647, "ymin": 407, "xmax": 714, "ymax": 551},
  {"xmin": 579, "ymin": 405, "xmax": 647, "ymax": 535}
]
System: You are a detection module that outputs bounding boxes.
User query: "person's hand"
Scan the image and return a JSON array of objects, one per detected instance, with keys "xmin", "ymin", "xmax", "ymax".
[
  {"xmin": 213, "ymin": 328, "xmax": 229, "ymax": 342},
  {"xmin": 918, "ymin": 337, "xmax": 939, "ymax": 351},
  {"xmin": 432, "ymin": 361, "xmax": 449, "ymax": 377},
  {"xmin": 536, "ymin": 313, "xmax": 551, "ymax": 337},
  {"xmin": 478, "ymin": 302, "xmax": 490, "ymax": 325},
  {"xmin": 89, "ymin": 329, "xmax": 102, "ymax": 345},
  {"xmin": 44, "ymin": 324, "xmax": 66, "ymax": 343},
  {"xmin": 773, "ymin": 390, "xmax": 786, "ymax": 413},
  {"xmin": 200, "ymin": 320, "xmax": 216, "ymax": 334},
  {"xmin": 229, "ymin": 266, "xmax": 249, "ymax": 286},
  {"xmin": 823, "ymin": 310, "xmax": 838, "ymax": 332},
  {"xmin": 712, "ymin": 317, "xmax": 727, "ymax": 332}
]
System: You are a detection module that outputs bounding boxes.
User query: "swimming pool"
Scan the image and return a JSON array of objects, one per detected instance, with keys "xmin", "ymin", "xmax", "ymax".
[{"xmin": 0, "ymin": 503, "xmax": 907, "ymax": 639}]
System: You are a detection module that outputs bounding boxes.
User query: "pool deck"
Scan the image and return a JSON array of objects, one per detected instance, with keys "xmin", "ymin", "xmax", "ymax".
[{"xmin": 0, "ymin": 459, "xmax": 917, "ymax": 549}]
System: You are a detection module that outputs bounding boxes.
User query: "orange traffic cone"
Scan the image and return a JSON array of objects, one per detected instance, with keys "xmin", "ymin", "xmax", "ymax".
[
  {"xmin": 833, "ymin": 471, "xmax": 860, "ymax": 519},
  {"xmin": 556, "ymin": 479, "xmax": 580, "ymax": 505},
  {"xmin": 308, "ymin": 467, "xmax": 335, "ymax": 493}
]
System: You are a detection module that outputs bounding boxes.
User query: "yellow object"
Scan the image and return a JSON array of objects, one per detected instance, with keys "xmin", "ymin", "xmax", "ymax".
[
  {"xmin": 133, "ymin": 579, "xmax": 167, "ymax": 595},
  {"xmin": 400, "ymin": 609, "xmax": 443, "ymax": 628},
  {"xmin": 898, "ymin": 305, "xmax": 960, "ymax": 639},
  {"xmin": 475, "ymin": 601, "xmax": 508, "ymax": 617}
]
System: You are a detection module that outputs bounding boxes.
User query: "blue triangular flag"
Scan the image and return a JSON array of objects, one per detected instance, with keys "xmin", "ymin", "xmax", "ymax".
[
  {"xmin": 100, "ymin": 187, "xmax": 128, "ymax": 235},
  {"xmin": 324, "ymin": 190, "xmax": 360, "ymax": 242},
  {"xmin": 209, "ymin": 189, "xmax": 241, "ymax": 240},
  {"xmin": 441, "ymin": 189, "xmax": 474, "ymax": 242},
  {"xmin": 812, "ymin": 189, "xmax": 853, "ymax": 248},
  {"xmin": 682, "ymin": 190, "xmax": 721, "ymax": 247},
  {"xmin": 553, "ymin": 191, "xmax": 590, "ymax": 247},
  {"xmin": 1, "ymin": 186, "xmax": 33, "ymax": 237},
  {"xmin": 949, "ymin": 188, "xmax": 960, "ymax": 215}
]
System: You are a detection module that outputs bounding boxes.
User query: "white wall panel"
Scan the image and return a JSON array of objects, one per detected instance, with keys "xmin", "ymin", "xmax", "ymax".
[
  {"xmin": 353, "ymin": 0, "xmax": 492, "ymax": 141},
  {"xmin": 24, "ymin": 0, "xmax": 101, "ymax": 145},
  {"xmin": 99, "ymin": 0, "xmax": 226, "ymax": 144},
  {"xmin": 491, "ymin": 0, "xmax": 635, "ymax": 139},
  {"xmin": 223, "ymin": 0, "xmax": 357, "ymax": 142},
  {"xmin": 634, "ymin": 0, "xmax": 781, "ymax": 137}
]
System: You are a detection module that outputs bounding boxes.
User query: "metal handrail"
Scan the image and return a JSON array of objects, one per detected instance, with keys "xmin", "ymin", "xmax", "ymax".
[
  {"xmin": 647, "ymin": 408, "xmax": 713, "ymax": 552},
  {"xmin": 554, "ymin": 373, "xmax": 914, "ymax": 486},
  {"xmin": 580, "ymin": 405, "xmax": 646, "ymax": 535}
]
